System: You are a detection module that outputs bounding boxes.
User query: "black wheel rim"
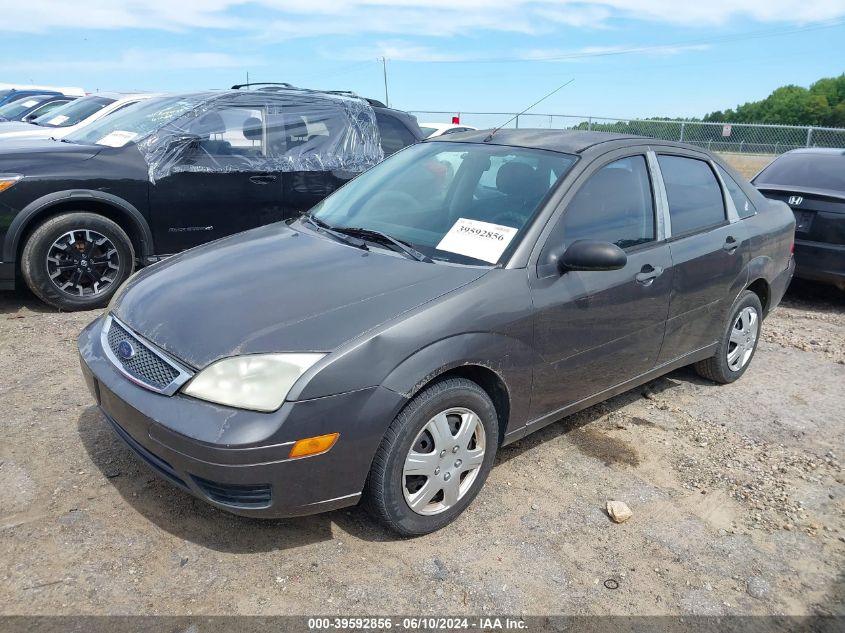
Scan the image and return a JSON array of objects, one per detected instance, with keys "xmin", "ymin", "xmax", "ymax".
[{"xmin": 46, "ymin": 229, "xmax": 120, "ymax": 297}]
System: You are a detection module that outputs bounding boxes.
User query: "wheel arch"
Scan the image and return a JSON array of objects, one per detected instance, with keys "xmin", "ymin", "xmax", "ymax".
[
  {"xmin": 743, "ymin": 254, "xmax": 775, "ymax": 317},
  {"xmin": 4, "ymin": 190, "xmax": 154, "ymax": 266},
  {"xmin": 376, "ymin": 333, "xmax": 536, "ymax": 448}
]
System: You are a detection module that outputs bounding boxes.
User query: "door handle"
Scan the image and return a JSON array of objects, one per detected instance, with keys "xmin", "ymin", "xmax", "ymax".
[
  {"xmin": 635, "ymin": 264, "xmax": 664, "ymax": 286},
  {"xmin": 249, "ymin": 174, "xmax": 277, "ymax": 185},
  {"xmin": 722, "ymin": 236, "xmax": 738, "ymax": 253}
]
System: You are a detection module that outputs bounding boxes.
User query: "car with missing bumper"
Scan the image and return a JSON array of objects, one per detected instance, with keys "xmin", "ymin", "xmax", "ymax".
[{"xmin": 78, "ymin": 130, "xmax": 795, "ymax": 536}]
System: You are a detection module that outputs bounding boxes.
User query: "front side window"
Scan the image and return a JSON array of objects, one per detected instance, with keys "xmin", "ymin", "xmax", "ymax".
[
  {"xmin": 716, "ymin": 164, "xmax": 755, "ymax": 218},
  {"xmin": 658, "ymin": 155, "xmax": 726, "ymax": 236},
  {"xmin": 182, "ymin": 106, "xmax": 267, "ymax": 158},
  {"xmin": 310, "ymin": 141, "xmax": 576, "ymax": 265},
  {"xmin": 549, "ymin": 155, "xmax": 655, "ymax": 251}
]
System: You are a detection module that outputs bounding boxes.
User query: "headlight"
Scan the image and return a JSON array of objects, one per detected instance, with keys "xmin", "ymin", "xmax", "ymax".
[
  {"xmin": 182, "ymin": 353, "xmax": 325, "ymax": 412},
  {"xmin": 0, "ymin": 174, "xmax": 23, "ymax": 193}
]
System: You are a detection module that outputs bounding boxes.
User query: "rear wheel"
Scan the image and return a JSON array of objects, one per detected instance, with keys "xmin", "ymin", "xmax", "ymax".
[
  {"xmin": 21, "ymin": 212, "xmax": 134, "ymax": 311},
  {"xmin": 364, "ymin": 377, "xmax": 498, "ymax": 536},
  {"xmin": 695, "ymin": 290, "xmax": 762, "ymax": 384}
]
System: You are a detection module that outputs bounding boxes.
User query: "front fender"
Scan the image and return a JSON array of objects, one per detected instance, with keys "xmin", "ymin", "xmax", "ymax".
[{"xmin": 381, "ymin": 332, "xmax": 537, "ymax": 438}]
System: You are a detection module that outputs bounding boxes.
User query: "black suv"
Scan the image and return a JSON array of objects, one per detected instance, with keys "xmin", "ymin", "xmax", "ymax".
[{"xmin": 0, "ymin": 88, "xmax": 423, "ymax": 310}]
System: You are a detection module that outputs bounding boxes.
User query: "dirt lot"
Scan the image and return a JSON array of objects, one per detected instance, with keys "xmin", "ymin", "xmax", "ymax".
[
  {"xmin": 0, "ymin": 280, "xmax": 843, "ymax": 617},
  {"xmin": 718, "ymin": 152, "xmax": 775, "ymax": 179}
]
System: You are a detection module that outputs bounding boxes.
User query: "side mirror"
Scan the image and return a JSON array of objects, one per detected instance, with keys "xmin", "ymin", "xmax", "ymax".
[{"xmin": 557, "ymin": 240, "xmax": 627, "ymax": 274}]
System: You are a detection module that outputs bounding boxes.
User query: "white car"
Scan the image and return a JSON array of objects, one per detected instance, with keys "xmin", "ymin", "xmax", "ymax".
[
  {"xmin": 419, "ymin": 122, "xmax": 477, "ymax": 138},
  {"xmin": 0, "ymin": 93, "xmax": 157, "ymax": 141}
]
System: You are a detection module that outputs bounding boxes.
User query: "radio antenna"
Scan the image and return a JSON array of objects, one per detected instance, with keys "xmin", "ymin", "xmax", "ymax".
[{"xmin": 484, "ymin": 78, "xmax": 575, "ymax": 142}]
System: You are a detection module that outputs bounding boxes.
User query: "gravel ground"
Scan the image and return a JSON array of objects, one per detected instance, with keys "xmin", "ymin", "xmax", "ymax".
[{"xmin": 0, "ymin": 279, "xmax": 843, "ymax": 617}]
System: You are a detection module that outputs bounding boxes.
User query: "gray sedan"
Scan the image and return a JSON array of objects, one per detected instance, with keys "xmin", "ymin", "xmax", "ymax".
[{"xmin": 78, "ymin": 130, "xmax": 795, "ymax": 535}]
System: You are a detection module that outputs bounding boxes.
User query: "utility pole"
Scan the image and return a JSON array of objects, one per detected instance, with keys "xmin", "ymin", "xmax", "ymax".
[{"xmin": 380, "ymin": 57, "xmax": 389, "ymax": 107}]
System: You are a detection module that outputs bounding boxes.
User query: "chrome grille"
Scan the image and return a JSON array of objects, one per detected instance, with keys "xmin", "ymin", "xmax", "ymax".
[{"xmin": 102, "ymin": 316, "xmax": 192, "ymax": 395}]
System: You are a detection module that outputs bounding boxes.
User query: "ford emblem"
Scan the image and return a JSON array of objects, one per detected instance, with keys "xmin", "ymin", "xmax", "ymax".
[{"xmin": 117, "ymin": 340, "xmax": 136, "ymax": 360}]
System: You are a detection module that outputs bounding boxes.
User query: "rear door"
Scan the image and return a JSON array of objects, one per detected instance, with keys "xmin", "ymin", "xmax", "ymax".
[
  {"xmin": 148, "ymin": 103, "xmax": 285, "ymax": 253},
  {"xmin": 655, "ymin": 152, "xmax": 749, "ymax": 363},
  {"xmin": 529, "ymin": 151, "xmax": 673, "ymax": 419}
]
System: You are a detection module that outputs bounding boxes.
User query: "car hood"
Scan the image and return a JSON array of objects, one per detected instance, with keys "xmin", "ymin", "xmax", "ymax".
[
  {"xmin": 114, "ymin": 222, "xmax": 489, "ymax": 369},
  {"xmin": 0, "ymin": 138, "xmax": 101, "ymax": 163}
]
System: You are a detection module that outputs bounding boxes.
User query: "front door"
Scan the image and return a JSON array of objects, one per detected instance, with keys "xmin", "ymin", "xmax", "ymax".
[
  {"xmin": 148, "ymin": 104, "xmax": 286, "ymax": 253},
  {"xmin": 529, "ymin": 153, "xmax": 673, "ymax": 420}
]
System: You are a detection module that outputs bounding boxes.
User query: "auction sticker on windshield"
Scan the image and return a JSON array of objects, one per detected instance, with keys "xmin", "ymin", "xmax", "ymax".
[
  {"xmin": 96, "ymin": 130, "xmax": 138, "ymax": 147},
  {"xmin": 47, "ymin": 114, "xmax": 69, "ymax": 125},
  {"xmin": 436, "ymin": 218, "xmax": 518, "ymax": 264}
]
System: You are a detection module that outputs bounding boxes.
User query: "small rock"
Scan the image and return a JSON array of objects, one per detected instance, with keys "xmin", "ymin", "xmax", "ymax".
[
  {"xmin": 530, "ymin": 504, "xmax": 538, "ymax": 511},
  {"xmin": 746, "ymin": 576, "xmax": 769, "ymax": 600},
  {"xmin": 606, "ymin": 501, "xmax": 633, "ymax": 523},
  {"xmin": 179, "ymin": 556, "xmax": 189, "ymax": 568}
]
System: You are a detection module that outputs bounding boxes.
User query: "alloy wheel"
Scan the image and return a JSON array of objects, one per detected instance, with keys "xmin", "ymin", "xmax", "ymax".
[
  {"xmin": 726, "ymin": 306, "xmax": 759, "ymax": 372},
  {"xmin": 46, "ymin": 229, "xmax": 121, "ymax": 297},
  {"xmin": 402, "ymin": 407, "xmax": 486, "ymax": 516}
]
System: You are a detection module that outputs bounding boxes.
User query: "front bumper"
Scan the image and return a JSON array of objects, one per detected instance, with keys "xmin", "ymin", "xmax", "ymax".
[
  {"xmin": 793, "ymin": 240, "xmax": 845, "ymax": 287},
  {"xmin": 78, "ymin": 316, "xmax": 407, "ymax": 518}
]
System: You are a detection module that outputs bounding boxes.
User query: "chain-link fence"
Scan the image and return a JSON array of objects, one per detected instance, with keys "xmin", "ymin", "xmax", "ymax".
[{"xmin": 411, "ymin": 111, "xmax": 845, "ymax": 155}]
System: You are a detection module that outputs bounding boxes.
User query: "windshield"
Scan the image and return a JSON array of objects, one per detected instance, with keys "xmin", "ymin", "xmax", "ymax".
[
  {"xmin": 755, "ymin": 153, "xmax": 845, "ymax": 192},
  {"xmin": 310, "ymin": 141, "xmax": 577, "ymax": 265},
  {"xmin": 33, "ymin": 95, "xmax": 115, "ymax": 128},
  {"xmin": 64, "ymin": 95, "xmax": 199, "ymax": 147},
  {"xmin": 0, "ymin": 96, "xmax": 49, "ymax": 119}
]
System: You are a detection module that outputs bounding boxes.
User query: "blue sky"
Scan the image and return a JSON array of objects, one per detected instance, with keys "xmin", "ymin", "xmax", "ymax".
[{"xmin": 1, "ymin": 1, "xmax": 844, "ymax": 123}]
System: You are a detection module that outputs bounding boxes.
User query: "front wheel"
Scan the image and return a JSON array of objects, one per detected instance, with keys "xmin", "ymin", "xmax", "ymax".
[
  {"xmin": 21, "ymin": 212, "xmax": 134, "ymax": 311},
  {"xmin": 694, "ymin": 290, "xmax": 763, "ymax": 384},
  {"xmin": 364, "ymin": 377, "xmax": 499, "ymax": 536}
]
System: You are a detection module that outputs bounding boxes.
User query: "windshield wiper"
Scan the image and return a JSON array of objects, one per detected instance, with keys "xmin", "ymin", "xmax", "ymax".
[
  {"xmin": 301, "ymin": 214, "xmax": 369, "ymax": 251},
  {"xmin": 334, "ymin": 227, "xmax": 433, "ymax": 263}
]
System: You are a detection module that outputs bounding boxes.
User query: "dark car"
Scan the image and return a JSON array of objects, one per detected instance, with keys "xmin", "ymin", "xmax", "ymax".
[
  {"xmin": 0, "ymin": 93, "xmax": 75, "ymax": 122},
  {"xmin": 0, "ymin": 88, "xmax": 62, "ymax": 107},
  {"xmin": 752, "ymin": 148, "xmax": 845, "ymax": 289},
  {"xmin": 0, "ymin": 89, "xmax": 424, "ymax": 310},
  {"xmin": 78, "ymin": 130, "xmax": 794, "ymax": 536}
]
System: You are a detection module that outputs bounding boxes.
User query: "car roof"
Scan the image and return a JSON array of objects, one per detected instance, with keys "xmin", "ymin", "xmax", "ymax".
[
  {"xmin": 425, "ymin": 128, "xmax": 672, "ymax": 155},
  {"xmin": 785, "ymin": 147, "xmax": 845, "ymax": 156}
]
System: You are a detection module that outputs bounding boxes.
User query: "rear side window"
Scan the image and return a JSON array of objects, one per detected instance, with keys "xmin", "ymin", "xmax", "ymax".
[
  {"xmin": 658, "ymin": 155, "xmax": 726, "ymax": 235},
  {"xmin": 551, "ymin": 155, "xmax": 655, "ymax": 250},
  {"xmin": 376, "ymin": 113, "xmax": 416, "ymax": 155},
  {"xmin": 715, "ymin": 164, "xmax": 755, "ymax": 218}
]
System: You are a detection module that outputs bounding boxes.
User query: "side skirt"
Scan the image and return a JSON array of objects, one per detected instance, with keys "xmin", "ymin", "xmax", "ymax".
[{"xmin": 502, "ymin": 343, "xmax": 717, "ymax": 446}]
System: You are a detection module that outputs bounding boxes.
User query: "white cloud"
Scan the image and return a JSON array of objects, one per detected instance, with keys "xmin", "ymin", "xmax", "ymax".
[
  {"xmin": 1, "ymin": 0, "xmax": 843, "ymax": 36},
  {"xmin": 10, "ymin": 49, "xmax": 258, "ymax": 73}
]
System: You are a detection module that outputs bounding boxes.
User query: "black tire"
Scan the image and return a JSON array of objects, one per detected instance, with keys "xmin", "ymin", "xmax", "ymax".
[
  {"xmin": 694, "ymin": 290, "xmax": 763, "ymax": 384},
  {"xmin": 364, "ymin": 377, "xmax": 499, "ymax": 537},
  {"xmin": 21, "ymin": 212, "xmax": 134, "ymax": 311}
]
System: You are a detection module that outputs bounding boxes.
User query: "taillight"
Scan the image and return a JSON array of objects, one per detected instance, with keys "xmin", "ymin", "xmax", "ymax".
[{"xmin": 790, "ymin": 239, "xmax": 795, "ymax": 254}]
